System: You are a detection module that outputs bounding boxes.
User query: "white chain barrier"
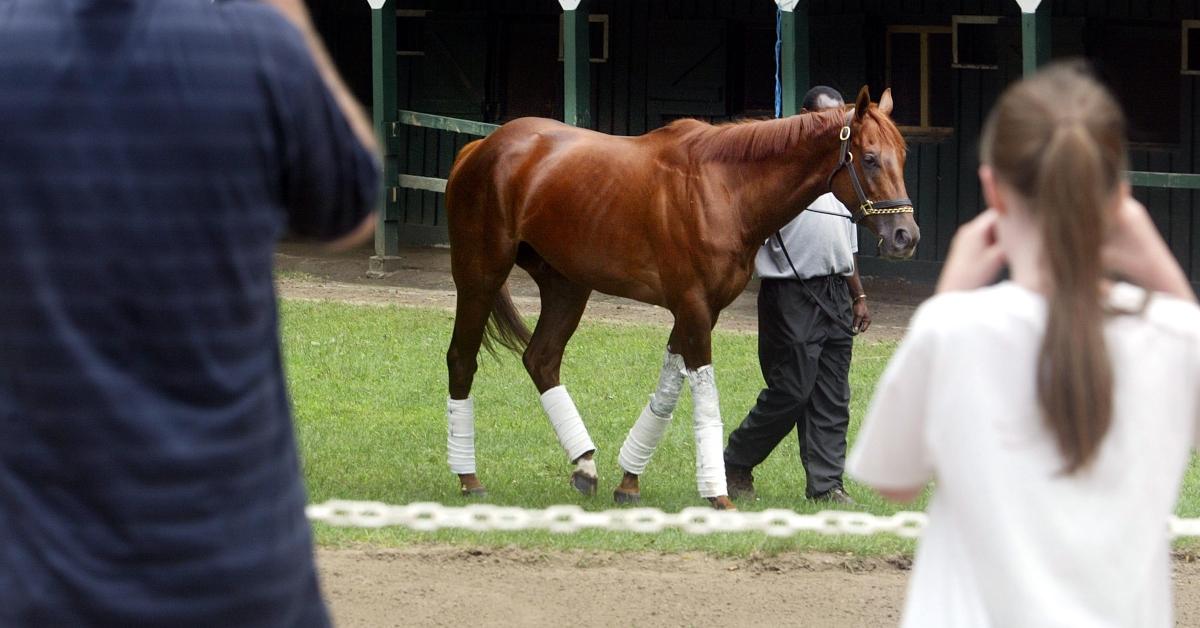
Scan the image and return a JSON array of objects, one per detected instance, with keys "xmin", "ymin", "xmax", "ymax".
[
  {"xmin": 307, "ymin": 501, "xmax": 1200, "ymax": 538},
  {"xmin": 306, "ymin": 500, "xmax": 927, "ymax": 537}
]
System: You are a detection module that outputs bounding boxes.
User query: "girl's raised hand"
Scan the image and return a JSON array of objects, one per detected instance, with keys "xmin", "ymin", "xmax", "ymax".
[
  {"xmin": 936, "ymin": 208, "xmax": 1007, "ymax": 294},
  {"xmin": 1103, "ymin": 196, "xmax": 1196, "ymax": 302}
]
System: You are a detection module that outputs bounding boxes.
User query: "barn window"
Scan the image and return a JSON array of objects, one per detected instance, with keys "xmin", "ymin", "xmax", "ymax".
[
  {"xmin": 886, "ymin": 25, "xmax": 954, "ymax": 136},
  {"xmin": 396, "ymin": 9, "xmax": 427, "ymax": 57},
  {"xmin": 557, "ymin": 14, "xmax": 610, "ymax": 63},
  {"xmin": 1184, "ymin": 20, "xmax": 1200, "ymax": 75},
  {"xmin": 952, "ymin": 16, "xmax": 1000, "ymax": 69},
  {"xmin": 1089, "ymin": 20, "xmax": 1180, "ymax": 147}
]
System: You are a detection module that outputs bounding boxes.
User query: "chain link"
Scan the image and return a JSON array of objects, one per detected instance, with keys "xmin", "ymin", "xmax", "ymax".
[{"xmin": 307, "ymin": 501, "xmax": 1200, "ymax": 538}]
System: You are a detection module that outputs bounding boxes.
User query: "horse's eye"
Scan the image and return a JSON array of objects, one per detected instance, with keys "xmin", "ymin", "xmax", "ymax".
[{"xmin": 863, "ymin": 153, "xmax": 879, "ymax": 167}]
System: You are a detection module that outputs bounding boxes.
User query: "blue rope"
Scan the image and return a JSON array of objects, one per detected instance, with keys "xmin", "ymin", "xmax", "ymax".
[{"xmin": 774, "ymin": 7, "xmax": 782, "ymax": 119}]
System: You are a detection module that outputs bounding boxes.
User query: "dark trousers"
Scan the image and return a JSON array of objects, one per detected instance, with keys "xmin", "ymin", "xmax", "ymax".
[{"xmin": 724, "ymin": 276, "xmax": 854, "ymax": 497}]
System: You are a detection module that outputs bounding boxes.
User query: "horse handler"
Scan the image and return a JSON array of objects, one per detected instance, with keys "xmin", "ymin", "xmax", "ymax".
[{"xmin": 723, "ymin": 86, "xmax": 868, "ymax": 505}]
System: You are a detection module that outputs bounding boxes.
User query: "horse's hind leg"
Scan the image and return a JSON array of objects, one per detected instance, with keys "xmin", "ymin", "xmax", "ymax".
[
  {"xmin": 518, "ymin": 252, "xmax": 597, "ymax": 495},
  {"xmin": 446, "ymin": 244, "xmax": 520, "ymax": 497}
]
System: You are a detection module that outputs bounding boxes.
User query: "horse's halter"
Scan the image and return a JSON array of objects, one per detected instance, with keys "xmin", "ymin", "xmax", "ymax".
[{"xmin": 824, "ymin": 111, "xmax": 915, "ymax": 224}]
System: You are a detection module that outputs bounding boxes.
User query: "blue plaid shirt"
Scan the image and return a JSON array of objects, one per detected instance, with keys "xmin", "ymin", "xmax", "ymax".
[{"xmin": 0, "ymin": 1, "xmax": 379, "ymax": 625}]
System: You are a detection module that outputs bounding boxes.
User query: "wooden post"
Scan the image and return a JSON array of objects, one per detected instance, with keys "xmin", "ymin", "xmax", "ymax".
[
  {"xmin": 778, "ymin": 0, "xmax": 810, "ymax": 117},
  {"xmin": 371, "ymin": 0, "xmax": 401, "ymax": 268},
  {"xmin": 1020, "ymin": 0, "xmax": 1050, "ymax": 77},
  {"xmin": 562, "ymin": 0, "xmax": 591, "ymax": 128}
]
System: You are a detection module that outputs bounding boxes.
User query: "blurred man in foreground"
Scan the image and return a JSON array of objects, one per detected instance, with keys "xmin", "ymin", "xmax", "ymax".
[{"xmin": 0, "ymin": 0, "xmax": 378, "ymax": 624}]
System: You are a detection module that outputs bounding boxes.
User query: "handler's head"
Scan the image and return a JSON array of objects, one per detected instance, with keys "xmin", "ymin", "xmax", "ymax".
[{"xmin": 801, "ymin": 86, "xmax": 844, "ymax": 113}]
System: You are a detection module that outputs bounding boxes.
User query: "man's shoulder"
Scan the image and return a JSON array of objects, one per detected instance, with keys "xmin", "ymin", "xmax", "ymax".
[
  {"xmin": 212, "ymin": 1, "xmax": 292, "ymax": 29},
  {"xmin": 210, "ymin": 1, "xmax": 311, "ymax": 65},
  {"xmin": 807, "ymin": 192, "xmax": 851, "ymax": 216},
  {"xmin": 782, "ymin": 194, "xmax": 851, "ymax": 229}
]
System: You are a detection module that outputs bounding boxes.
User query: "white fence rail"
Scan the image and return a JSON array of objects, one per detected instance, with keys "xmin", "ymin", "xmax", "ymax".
[
  {"xmin": 305, "ymin": 500, "xmax": 1200, "ymax": 539},
  {"xmin": 307, "ymin": 500, "xmax": 1200, "ymax": 538}
]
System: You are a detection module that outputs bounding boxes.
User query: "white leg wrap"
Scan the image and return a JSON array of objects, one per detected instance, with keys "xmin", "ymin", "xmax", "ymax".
[
  {"xmin": 649, "ymin": 351, "xmax": 687, "ymax": 417},
  {"xmin": 618, "ymin": 401, "xmax": 673, "ymax": 475},
  {"xmin": 618, "ymin": 351, "xmax": 686, "ymax": 475},
  {"xmin": 447, "ymin": 397, "xmax": 477, "ymax": 475},
  {"xmin": 687, "ymin": 366, "xmax": 727, "ymax": 498},
  {"xmin": 540, "ymin": 385, "xmax": 596, "ymax": 463}
]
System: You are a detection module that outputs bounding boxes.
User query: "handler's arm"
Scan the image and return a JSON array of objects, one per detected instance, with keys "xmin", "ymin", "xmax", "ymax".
[{"xmin": 847, "ymin": 256, "xmax": 870, "ymax": 333}]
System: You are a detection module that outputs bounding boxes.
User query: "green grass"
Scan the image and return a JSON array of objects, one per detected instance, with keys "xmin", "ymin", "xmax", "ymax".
[{"xmin": 281, "ymin": 300, "xmax": 1200, "ymax": 557}]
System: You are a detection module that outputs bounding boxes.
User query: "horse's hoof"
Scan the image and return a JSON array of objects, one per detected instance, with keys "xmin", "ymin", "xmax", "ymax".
[
  {"xmin": 571, "ymin": 470, "xmax": 598, "ymax": 496},
  {"xmin": 461, "ymin": 486, "xmax": 489, "ymax": 498},
  {"xmin": 613, "ymin": 489, "xmax": 641, "ymax": 505},
  {"xmin": 708, "ymin": 496, "xmax": 736, "ymax": 511}
]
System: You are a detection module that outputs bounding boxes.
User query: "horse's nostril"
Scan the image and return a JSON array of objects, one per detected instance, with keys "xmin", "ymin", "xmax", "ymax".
[{"xmin": 894, "ymin": 228, "xmax": 911, "ymax": 247}]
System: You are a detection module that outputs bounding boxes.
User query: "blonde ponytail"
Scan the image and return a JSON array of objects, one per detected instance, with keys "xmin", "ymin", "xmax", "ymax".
[
  {"xmin": 979, "ymin": 62, "xmax": 1128, "ymax": 473},
  {"xmin": 1034, "ymin": 123, "xmax": 1114, "ymax": 472}
]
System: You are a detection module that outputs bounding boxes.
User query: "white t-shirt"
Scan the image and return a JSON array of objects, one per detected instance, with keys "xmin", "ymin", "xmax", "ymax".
[
  {"xmin": 755, "ymin": 193, "xmax": 858, "ymax": 280},
  {"xmin": 848, "ymin": 282, "xmax": 1200, "ymax": 628}
]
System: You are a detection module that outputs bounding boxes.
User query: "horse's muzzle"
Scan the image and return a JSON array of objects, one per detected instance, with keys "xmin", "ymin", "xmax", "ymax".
[{"xmin": 881, "ymin": 223, "xmax": 919, "ymax": 260}]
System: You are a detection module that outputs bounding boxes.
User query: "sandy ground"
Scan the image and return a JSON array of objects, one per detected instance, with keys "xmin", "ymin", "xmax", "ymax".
[
  {"xmin": 316, "ymin": 547, "xmax": 910, "ymax": 628},
  {"xmin": 275, "ymin": 243, "xmax": 1200, "ymax": 627},
  {"xmin": 316, "ymin": 546, "xmax": 1200, "ymax": 628}
]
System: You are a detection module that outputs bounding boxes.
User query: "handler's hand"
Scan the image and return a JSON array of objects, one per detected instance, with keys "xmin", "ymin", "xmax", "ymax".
[
  {"xmin": 852, "ymin": 299, "xmax": 871, "ymax": 334},
  {"xmin": 936, "ymin": 208, "xmax": 1006, "ymax": 294},
  {"xmin": 1103, "ymin": 196, "xmax": 1196, "ymax": 302}
]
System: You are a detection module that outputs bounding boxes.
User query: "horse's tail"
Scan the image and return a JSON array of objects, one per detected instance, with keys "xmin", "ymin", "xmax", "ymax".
[{"xmin": 482, "ymin": 283, "xmax": 531, "ymax": 357}]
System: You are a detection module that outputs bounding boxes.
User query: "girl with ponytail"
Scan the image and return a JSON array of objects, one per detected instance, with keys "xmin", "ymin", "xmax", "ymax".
[{"xmin": 848, "ymin": 61, "xmax": 1200, "ymax": 627}]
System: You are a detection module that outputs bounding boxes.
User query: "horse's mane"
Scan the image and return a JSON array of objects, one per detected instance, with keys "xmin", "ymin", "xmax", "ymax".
[
  {"xmin": 667, "ymin": 107, "xmax": 905, "ymax": 163},
  {"xmin": 666, "ymin": 109, "xmax": 842, "ymax": 163}
]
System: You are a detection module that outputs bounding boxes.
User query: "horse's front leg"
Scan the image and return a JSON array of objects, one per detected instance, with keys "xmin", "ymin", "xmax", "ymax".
[
  {"xmin": 686, "ymin": 362, "xmax": 733, "ymax": 510},
  {"xmin": 613, "ymin": 349, "xmax": 687, "ymax": 504},
  {"xmin": 618, "ymin": 305, "xmax": 733, "ymax": 510}
]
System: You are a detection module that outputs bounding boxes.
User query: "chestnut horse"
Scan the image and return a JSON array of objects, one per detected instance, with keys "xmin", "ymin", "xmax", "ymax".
[{"xmin": 443, "ymin": 86, "xmax": 918, "ymax": 509}]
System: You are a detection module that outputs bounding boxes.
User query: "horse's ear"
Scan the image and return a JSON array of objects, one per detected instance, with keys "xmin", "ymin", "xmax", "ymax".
[
  {"xmin": 879, "ymin": 88, "xmax": 894, "ymax": 116},
  {"xmin": 854, "ymin": 85, "xmax": 871, "ymax": 121}
]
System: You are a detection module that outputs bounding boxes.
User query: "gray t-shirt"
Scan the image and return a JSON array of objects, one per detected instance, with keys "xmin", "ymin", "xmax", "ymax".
[{"xmin": 756, "ymin": 193, "xmax": 858, "ymax": 280}]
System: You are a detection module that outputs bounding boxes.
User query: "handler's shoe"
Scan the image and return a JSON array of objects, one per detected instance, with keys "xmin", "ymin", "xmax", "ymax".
[
  {"xmin": 726, "ymin": 465, "xmax": 756, "ymax": 501},
  {"xmin": 811, "ymin": 487, "xmax": 857, "ymax": 507}
]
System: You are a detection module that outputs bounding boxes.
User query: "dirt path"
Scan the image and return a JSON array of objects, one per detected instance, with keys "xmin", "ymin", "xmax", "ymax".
[
  {"xmin": 316, "ymin": 546, "xmax": 1200, "ymax": 627},
  {"xmin": 315, "ymin": 546, "xmax": 908, "ymax": 627}
]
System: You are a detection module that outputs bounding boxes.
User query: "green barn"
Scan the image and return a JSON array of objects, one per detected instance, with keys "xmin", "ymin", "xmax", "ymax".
[{"xmin": 318, "ymin": 0, "xmax": 1200, "ymax": 283}]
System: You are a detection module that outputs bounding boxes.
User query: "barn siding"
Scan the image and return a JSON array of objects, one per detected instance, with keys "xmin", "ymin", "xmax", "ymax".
[{"xmin": 376, "ymin": 0, "xmax": 1200, "ymax": 280}]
